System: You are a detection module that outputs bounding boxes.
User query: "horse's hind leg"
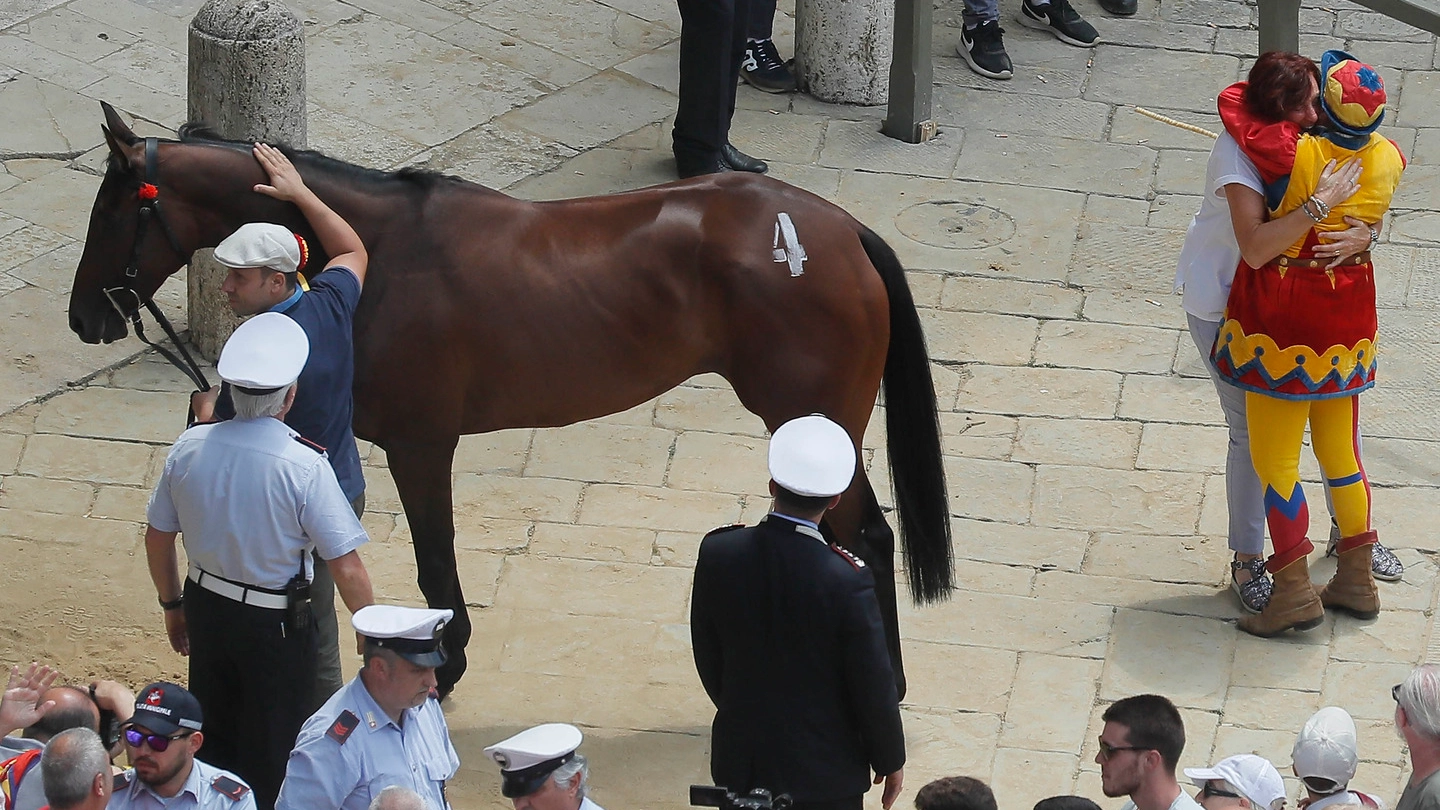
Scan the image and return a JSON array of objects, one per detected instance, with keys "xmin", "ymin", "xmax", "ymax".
[
  {"xmin": 824, "ymin": 472, "xmax": 907, "ymax": 699},
  {"xmin": 384, "ymin": 437, "xmax": 471, "ymax": 695}
]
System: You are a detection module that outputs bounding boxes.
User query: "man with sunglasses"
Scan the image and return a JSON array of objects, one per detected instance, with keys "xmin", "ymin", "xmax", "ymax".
[
  {"xmin": 1094, "ymin": 695, "xmax": 1198, "ymax": 810},
  {"xmin": 109, "ymin": 682, "xmax": 257, "ymax": 810},
  {"xmin": 1182, "ymin": 754, "xmax": 1285, "ymax": 810},
  {"xmin": 1397, "ymin": 666, "xmax": 1440, "ymax": 810}
]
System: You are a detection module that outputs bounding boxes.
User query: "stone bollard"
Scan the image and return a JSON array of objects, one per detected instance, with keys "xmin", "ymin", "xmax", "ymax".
[
  {"xmin": 186, "ymin": 0, "xmax": 306, "ymax": 362},
  {"xmin": 794, "ymin": 0, "xmax": 894, "ymax": 105}
]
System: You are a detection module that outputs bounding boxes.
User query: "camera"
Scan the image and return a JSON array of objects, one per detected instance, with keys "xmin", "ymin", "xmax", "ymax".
[{"xmin": 691, "ymin": 785, "xmax": 793, "ymax": 810}]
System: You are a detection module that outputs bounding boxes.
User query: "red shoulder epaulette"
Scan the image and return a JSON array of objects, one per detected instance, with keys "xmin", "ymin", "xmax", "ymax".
[
  {"xmin": 828, "ymin": 543, "xmax": 866, "ymax": 570},
  {"xmin": 293, "ymin": 435, "xmax": 327, "ymax": 454},
  {"xmin": 704, "ymin": 524, "xmax": 745, "ymax": 538},
  {"xmin": 211, "ymin": 774, "xmax": 251, "ymax": 800},
  {"xmin": 326, "ymin": 710, "xmax": 360, "ymax": 744}
]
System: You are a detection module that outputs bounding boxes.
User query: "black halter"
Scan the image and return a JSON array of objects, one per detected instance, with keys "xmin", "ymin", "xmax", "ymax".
[{"xmin": 102, "ymin": 137, "xmax": 211, "ymax": 394}]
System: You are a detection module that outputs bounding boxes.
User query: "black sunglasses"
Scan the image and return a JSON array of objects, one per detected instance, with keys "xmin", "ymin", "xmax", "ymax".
[
  {"xmin": 1202, "ymin": 784, "xmax": 1241, "ymax": 800},
  {"xmin": 1097, "ymin": 739, "xmax": 1151, "ymax": 760},
  {"xmin": 123, "ymin": 727, "xmax": 193, "ymax": 752}
]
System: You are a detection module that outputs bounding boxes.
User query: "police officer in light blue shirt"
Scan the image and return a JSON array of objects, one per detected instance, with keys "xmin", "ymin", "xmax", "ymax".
[
  {"xmin": 108, "ymin": 682, "xmax": 256, "ymax": 810},
  {"xmin": 145, "ymin": 313, "xmax": 376, "ymax": 810},
  {"xmin": 485, "ymin": 724, "xmax": 605, "ymax": 810},
  {"xmin": 275, "ymin": 606, "xmax": 459, "ymax": 810}
]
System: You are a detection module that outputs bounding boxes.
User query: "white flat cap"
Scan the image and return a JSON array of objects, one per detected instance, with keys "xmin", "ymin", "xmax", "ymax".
[
  {"xmin": 352, "ymin": 605, "xmax": 454, "ymax": 668},
  {"xmin": 217, "ymin": 312, "xmax": 309, "ymax": 393},
  {"xmin": 768, "ymin": 414, "xmax": 855, "ymax": 498},
  {"xmin": 485, "ymin": 723, "xmax": 584, "ymax": 798},
  {"xmin": 214, "ymin": 222, "xmax": 303, "ymax": 275}
]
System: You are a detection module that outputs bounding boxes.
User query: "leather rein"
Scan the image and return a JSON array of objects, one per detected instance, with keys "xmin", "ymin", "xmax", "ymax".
[{"xmin": 102, "ymin": 137, "xmax": 211, "ymax": 394}]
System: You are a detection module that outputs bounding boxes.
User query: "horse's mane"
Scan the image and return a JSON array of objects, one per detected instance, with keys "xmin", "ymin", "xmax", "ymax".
[{"xmin": 175, "ymin": 123, "xmax": 461, "ymax": 190}]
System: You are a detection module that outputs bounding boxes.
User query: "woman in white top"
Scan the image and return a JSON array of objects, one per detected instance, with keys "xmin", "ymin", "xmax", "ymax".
[{"xmin": 1173, "ymin": 51, "xmax": 1384, "ymax": 615}]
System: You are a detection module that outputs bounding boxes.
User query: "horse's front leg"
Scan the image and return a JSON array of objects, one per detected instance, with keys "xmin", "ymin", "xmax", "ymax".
[{"xmin": 384, "ymin": 436, "xmax": 470, "ymax": 695}]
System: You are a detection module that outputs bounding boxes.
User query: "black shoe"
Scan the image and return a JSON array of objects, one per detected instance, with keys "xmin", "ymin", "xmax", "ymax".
[
  {"xmin": 1019, "ymin": 0, "xmax": 1099, "ymax": 46},
  {"xmin": 721, "ymin": 143, "xmax": 768, "ymax": 174},
  {"xmin": 958, "ymin": 20, "xmax": 1013, "ymax": 79},
  {"xmin": 741, "ymin": 38, "xmax": 797, "ymax": 93},
  {"xmin": 675, "ymin": 151, "xmax": 731, "ymax": 179},
  {"xmin": 1099, "ymin": 0, "xmax": 1137, "ymax": 15}
]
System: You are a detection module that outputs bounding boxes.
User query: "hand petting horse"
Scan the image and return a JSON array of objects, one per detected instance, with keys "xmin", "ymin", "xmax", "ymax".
[{"xmin": 68, "ymin": 102, "xmax": 953, "ymax": 697}]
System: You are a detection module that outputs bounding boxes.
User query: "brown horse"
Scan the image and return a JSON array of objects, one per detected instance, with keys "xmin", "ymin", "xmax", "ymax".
[{"xmin": 68, "ymin": 102, "xmax": 952, "ymax": 695}]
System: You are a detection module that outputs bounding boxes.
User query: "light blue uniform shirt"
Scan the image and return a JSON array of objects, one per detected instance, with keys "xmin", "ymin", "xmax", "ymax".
[
  {"xmin": 275, "ymin": 676, "xmax": 458, "ymax": 810},
  {"xmin": 146, "ymin": 417, "xmax": 367, "ymax": 589},
  {"xmin": 107, "ymin": 758, "xmax": 258, "ymax": 810}
]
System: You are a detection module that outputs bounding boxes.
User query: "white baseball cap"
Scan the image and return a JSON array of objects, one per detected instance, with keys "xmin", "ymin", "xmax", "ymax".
[
  {"xmin": 1293, "ymin": 707, "xmax": 1359, "ymax": 791},
  {"xmin": 214, "ymin": 222, "xmax": 303, "ymax": 275},
  {"xmin": 767, "ymin": 414, "xmax": 856, "ymax": 498},
  {"xmin": 216, "ymin": 312, "xmax": 309, "ymax": 393},
  {"xmin": 1185, "ymin": 754, "xmax": 1287, "ymax": 810}
]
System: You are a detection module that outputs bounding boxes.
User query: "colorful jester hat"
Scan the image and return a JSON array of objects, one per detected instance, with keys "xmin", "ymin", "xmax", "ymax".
[{"xmin": 1319, "ymin": 50, "xmax": 1386, "ymax": 147}]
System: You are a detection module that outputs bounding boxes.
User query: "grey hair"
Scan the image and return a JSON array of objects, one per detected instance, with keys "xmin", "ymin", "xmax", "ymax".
[
  {"xmin": 552, "ymin": 753, "xmax": 589, "ymax": 800},
  {"xmin": 1399, "ymin": 664, "xmax": 1440, "ymax": 740},
  {"xmin": 231, "ymin": 384, "xmax": 293, "ymax": 421},
  {"xmin": 1212, "ymin": 779, "xmax": 1284, "ymax": 810},
  {"xmin": 41, "ymin": 727, "xmax": 108, "ymax": 810},
  {"xmin": 368, "ymin": 785, "xmax": 431, "ymax": 810}
]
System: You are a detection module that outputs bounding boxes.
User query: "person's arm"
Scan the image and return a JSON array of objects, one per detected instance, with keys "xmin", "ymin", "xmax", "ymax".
[
  {"xmin": 1315, "ymin": 216, "xmax": 1381, "ymax": 269},
  {"xmin": 842, "ymin": 572, "xmax": 906, "ymax": 790},
  {"xmin": 326, "ymin": 550, "xmax": 374, "ymax": 615},
  {"xmin": 874, "ymin": 769, "xmax": 903, "ymax": 810},
  {"xmin": 0, "ymin": 663, "xmax": 58, "ymax": 738},
  {"xmin": 144, "ymin": 525, "xmax": 189, "ymax": 656},
  {"xmin": 1225, "ymin": 157, "xmax": 1364, "ymax": 269},
  {"xmin": 689, "ymin": 544, "xmax": 724, "ymax": 704},
  {"xmin": 251, "ymin": 143, "xmax": 368, "ymax": 287}
]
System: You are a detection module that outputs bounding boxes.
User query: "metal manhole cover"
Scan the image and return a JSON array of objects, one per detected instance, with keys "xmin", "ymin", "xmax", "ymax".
[{"xmin": 894, "ymin": 201, "xmax": 1016, "ymax": 250}]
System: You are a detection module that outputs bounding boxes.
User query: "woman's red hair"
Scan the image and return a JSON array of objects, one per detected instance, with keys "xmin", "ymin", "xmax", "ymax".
[{"xmin": 1244, "ymin": 51, "xmax": 1321, "ymax": 123}]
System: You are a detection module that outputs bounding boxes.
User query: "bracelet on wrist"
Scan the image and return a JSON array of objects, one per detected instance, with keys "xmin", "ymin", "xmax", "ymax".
[
  {"xmin": 1308, "ymin": 195, "xmax": 1330, "ymax": 218},
  {"xmin": 1300, "ymin": 202, "xmax": 1323, "ymax": 223},
  {"xmin": 159, "ymin": 595, "xmax": 184, "ymax": 611}
]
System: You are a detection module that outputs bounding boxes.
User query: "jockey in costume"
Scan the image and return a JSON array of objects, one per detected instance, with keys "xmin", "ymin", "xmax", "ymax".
[{"xmin": 1211, "ymin": 50, "xmax": 1405, "ymax": 636}]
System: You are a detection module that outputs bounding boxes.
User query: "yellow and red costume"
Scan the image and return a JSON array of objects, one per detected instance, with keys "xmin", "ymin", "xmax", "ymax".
[{"xmin": 1211, "ymin": 53, "xmax": 1404, "ymax": 582}]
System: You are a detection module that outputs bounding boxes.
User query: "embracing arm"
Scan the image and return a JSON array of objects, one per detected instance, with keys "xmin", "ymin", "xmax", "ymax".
[
  {"xmin": 1225, "ymin": 158, "xmax": 1363, "ymax": 269},
  {"xmin": 252, "ymin": 143, "xmax": 369, "ymax": 287}
]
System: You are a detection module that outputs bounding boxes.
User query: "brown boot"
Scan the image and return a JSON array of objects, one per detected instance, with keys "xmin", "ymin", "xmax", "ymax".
[
  {"xmin": 1320, "ymin": 530, "xmax": 1381, "ymax": 619},
  {"xmin": 1238, "ymin": 555, "xmax": 1324, "ymax": 637}
]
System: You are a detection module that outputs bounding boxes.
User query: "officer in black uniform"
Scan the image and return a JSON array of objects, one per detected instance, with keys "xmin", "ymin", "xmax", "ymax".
[
  {"xmin": 673, "ymin": 0, "xmax": 771, "ymax": 177},
  {"xmin": 690, "ymin": 415, "xmax": 906, "ymax": 810}
]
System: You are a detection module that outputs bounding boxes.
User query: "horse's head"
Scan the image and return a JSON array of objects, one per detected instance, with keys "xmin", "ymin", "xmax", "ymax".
[{"xmin": 68, "ymin": 103, "xmax": 204, "ymax": 344}]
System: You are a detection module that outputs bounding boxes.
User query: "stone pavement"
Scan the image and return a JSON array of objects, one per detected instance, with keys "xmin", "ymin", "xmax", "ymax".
[{"xmin": 2, "ymin": 0, "xmax": 1439, "ymax": 808}]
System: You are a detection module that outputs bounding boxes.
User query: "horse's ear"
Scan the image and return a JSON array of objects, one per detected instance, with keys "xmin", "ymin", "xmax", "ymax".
[
  {"xmin": 100, "ymin": 101, "xmax": 139, "ymax": 145},
  {"xmin": 101, "ymin": 124, "xmax": 142, "ymax": 174}
]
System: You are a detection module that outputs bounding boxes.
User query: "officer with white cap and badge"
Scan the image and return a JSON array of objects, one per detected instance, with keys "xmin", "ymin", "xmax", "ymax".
[
  {"xmin": 690, "ymin": 414, "xmax": 905, "ymax": 810},
  {"xmin": 144, "ymin": 312, "xmax": 377, "ymax": 810},
  {"xmin": 484, "ymin": 723, "xmax": 601, "ymax": 810},
  {"xmin": 275, "ymin": 605, "xmax": 459, "ymax": 810}
]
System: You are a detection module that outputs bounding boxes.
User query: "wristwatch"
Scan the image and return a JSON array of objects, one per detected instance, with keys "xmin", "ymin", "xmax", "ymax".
[
  {"xmin": 159, "ymin": 594, "xmax": 184, "ymax": 610},
  {"xmin": 1368, "ymin": 224, "xmax": 1380, "ymax": 246}
]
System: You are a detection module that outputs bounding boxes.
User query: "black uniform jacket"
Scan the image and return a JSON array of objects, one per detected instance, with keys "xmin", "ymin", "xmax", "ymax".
[{"xmin": 690, "ymin": 515, "xmax": 906, "ymax": 803}]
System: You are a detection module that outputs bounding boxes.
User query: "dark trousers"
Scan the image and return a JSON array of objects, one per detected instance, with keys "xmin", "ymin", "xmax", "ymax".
[
  {"xmin": 186, "ymin": 581, "xmax": 317, "ymax": 810},
  {"xmin": 674, "ymin": 0, "xmax": 753, "ymax": 158},
  {"xmin": 747, "ymin": 0, "xmax": 776, "ymax": 39},
  {"xmin": 309, "ymin": 491, "xmax": 366, "ymax": 706},
  {"xmin": 790, "ymin": 798, "xmax": 864, "ymax": 810}
]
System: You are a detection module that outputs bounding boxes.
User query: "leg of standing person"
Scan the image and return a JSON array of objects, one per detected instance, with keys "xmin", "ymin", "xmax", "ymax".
[
  {"xmin": 1237, "ymin": 393, "xmax": 1324, "ymax": 636},
  {"xmin": 1188, "ymin": 314, "xmax": 1270, "ymax": 613},
  {"xmin": 740, "ymin": 0, "xmax": 796, "ymax": 93},
  {"xmin": 1310, "ymin": 395, "xmax": 1381, "ymax": 618},
  {"xmin": 233, "ymin": 601, "xmax": 319, "ymax": 810},
  {"xmin": 957, "ymin": 0, "xmax": 1012, "ymax": 79},
  {"xmin": 674, "ymin": 0, "xmax": 766, "ymax": 178},
  {"xmin": 186, "ymin": 583, "xmax": 245, "ymax": 777}
]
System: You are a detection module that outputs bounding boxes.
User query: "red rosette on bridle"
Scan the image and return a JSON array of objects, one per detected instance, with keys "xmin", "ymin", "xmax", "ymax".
[{"xmin": 138, "ymin": 183, "xmax": 159, "ymax": 201}]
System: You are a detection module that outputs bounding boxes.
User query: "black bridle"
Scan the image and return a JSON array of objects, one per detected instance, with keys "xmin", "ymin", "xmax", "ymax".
[{"xmin": 102, "ymin": 137, "xmax": 211, "ymax": 394}]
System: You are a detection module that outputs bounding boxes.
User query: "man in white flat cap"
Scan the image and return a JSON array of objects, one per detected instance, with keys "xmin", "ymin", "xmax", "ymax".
[
  {"xmin": 484, "ymin": 723, "xmax": 601, "ymax": 810},
  {"xmin": 1292, "ymin": 707, "xmax": 1385, "ymax": 809},
  {"xmin": 276, "ymin": 605, "xmax": 458, "ymax": 810},
  {"xmin": 144, "ymin": 312, "xmax": 376, "ymax": 810},
  {"xmin": 1183, "ymin": 753, "xmax": 1285, "ymax": 810},
  {"xmin": 690, "ymin": 414, "xmax": 905, "ymax": 810},
  {"xmin": 192, "ymin": 142, "xmax": 372, "ymax": 708}
]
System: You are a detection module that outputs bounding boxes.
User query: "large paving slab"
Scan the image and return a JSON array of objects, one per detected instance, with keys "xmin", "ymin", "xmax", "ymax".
[{"xmin": 1, "ymin": 1, "xmax": 1439, "ymax": 810}]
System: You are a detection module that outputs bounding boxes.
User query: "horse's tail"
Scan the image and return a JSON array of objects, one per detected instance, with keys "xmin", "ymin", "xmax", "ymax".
[{"xmin": 860, "ymin": 226, "xmax": 954, "ymax": 604}]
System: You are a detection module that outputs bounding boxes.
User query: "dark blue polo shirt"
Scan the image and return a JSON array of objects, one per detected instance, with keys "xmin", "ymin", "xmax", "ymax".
[{"xmin": 217, "ymin": 267, "xmax": 364, "ymax": 502}]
